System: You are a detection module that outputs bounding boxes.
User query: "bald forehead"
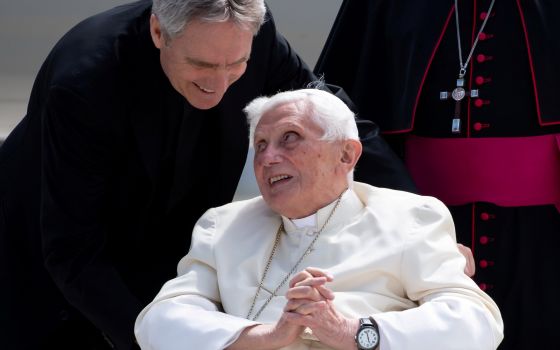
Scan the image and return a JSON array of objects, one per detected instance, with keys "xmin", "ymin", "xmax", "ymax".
[
  {"xmin": 257, "ymin": 101, "xmax": 310, "ymax": 128},
  {"xmin": 254, "ymin": 102, "xmax": 326, "ymax": 144}
]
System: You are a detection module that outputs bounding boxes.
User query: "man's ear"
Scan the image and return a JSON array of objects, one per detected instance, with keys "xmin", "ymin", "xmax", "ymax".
[
  {"xmin": 340, "ymin": 139, "xmax": 362, "ymax": 169},
  {"xmin": 150, "ymin": 14, "xmax": 165, "ymax": 49}
]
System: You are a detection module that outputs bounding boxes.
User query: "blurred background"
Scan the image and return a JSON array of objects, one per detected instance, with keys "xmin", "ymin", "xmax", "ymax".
[{"xmin": 0, "ymin": 0, "xmax": 342, "ymax": 199}]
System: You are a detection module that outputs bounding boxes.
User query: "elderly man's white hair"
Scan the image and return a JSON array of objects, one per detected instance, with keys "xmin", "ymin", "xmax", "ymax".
[{"xmin": 244, "ymin": 88, "xmax": 359, "ymax": 148}]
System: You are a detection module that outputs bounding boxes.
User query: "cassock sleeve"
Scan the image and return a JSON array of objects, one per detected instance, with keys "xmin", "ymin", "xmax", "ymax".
[
  {"xmin": 373, "ymin": 197, "xmax": 504, "ymax": 350},
  {"xmin": 134, "ymin": 208, "xmax": 259, "ymax": 349}
]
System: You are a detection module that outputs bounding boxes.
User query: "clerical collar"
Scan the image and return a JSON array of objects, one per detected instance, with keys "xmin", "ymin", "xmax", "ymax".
[
  {"xmin": 282, "ymin": 187, "xmax": 363, "ymax": 234},
  {"xmin": 290, "ymin": 215, "xmax": 316, "ymax": 229}
]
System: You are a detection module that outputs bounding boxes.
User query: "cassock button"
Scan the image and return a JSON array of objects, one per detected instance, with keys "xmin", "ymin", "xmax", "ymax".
[
  {"xmin": 475, "ymin": 76, "xmax": 492, "ymax": 86},
  {"xmin": 480, "ymin": 212, "xmax": 490, "ymax": 221},
  {"xmin": 474, "ymin": 99, "xmax": 490, "ymax": 108},
  {"xmin": 479, "ymin": 260, "xmax": 494, "ymax": 268},
  {"xmin": 304, "ymin": 228, "xmax": 315, "ymax": 236},
  {"xmin": 478, "ymin": 32, "xmax": 495, "ymax": 41},
  {"xmin": 480, "ymin": 236, "xmax": 490, "ymax": 245},
  {"xmin": 479, "ymin": 12, "xmax": 494, "ymax": 21},
  {"xmin": 476, "ymin": 54, "xmax": 492, "ymax": 63},
  {"xmin": 473, "ymin": 122, "xmax": 491, "ymax": 131}
]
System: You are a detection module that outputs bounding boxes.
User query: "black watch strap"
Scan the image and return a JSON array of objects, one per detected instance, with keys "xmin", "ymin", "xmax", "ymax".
[
  {"xmin": 355, "ymin": 317, "xmax": 380, "ymax": 350},
  {"xmin": 368, "ymin": 316, "xmax": 379, "ymax": 332}
]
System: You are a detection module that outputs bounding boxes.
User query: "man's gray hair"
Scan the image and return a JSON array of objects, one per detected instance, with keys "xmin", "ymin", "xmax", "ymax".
[
  {"xmin": 244, "ymin": 88, "xmax": 359, "ymax": 148},
  {"xmin": 152, "ymin": 0, "xmax": 266, "ymax": 40}
]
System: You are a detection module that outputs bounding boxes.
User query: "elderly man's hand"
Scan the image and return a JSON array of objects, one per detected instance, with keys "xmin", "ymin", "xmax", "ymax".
[
  {"xmin": 228, "ymin": 267, "xmax": 321, "ymax": 350},
  {"xmin": 283, "ymin": 268, "xmax": 358, "ymax": 350},
  {"xmin": 287, "ymin": 267, "xmax": 335, "ymax": 301},
  {"xmin": 226, "ymin": 317, "xmax": 303, "ymax": 350},
  {"xmin": 285, "ymin": 298, "xmax": 358, "ymax": 350}
]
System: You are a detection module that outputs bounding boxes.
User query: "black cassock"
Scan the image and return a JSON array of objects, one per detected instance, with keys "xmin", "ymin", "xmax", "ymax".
[{"xmin": 316, "ymin": 0, "xmax": 560, "ymax": 349}]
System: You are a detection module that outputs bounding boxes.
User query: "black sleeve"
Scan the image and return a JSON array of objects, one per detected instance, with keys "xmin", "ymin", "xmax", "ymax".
[
  {"xmin": 41, "ymin": 86, "xmax": 141, "ymax": 349},
  {"xmin": 326, "ymin": 84, "xmax": 417, "ymax": 192},
  {"xmin": 312, "ymin": 0, "xmax": 418, "ymax": 192},
  {"xmin": 314, "ymin": 0, "xmax": 393, "ymax": 126}
]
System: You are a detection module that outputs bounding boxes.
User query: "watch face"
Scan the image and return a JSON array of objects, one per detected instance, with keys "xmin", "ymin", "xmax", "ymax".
[{"xmin": 357, "ymin": 327, "xmax": 379, "ymax": 349}]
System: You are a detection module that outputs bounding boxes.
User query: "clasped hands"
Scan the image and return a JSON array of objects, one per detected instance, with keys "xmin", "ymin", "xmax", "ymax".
[
  {"xmin": 280, "ymin": 267, "xmax": 358, "ymax": 350},
  {"xmin": 226, "ymin": 266, "xmax": 355, "ymax": 350}
]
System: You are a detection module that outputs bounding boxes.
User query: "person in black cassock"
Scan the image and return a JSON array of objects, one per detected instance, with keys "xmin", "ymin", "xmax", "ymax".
[
  {"xmin": 315, "ymin": 1, "xmax": 560, "ymax": 349},
  {"xmin": 0, "ymin": 1, "xmax": 419, "ymax": 349}
]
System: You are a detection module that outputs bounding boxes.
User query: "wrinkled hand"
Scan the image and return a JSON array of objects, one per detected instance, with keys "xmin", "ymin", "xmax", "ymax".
[
  {"xmin": 226, "ymin": 314, "xmax": 303, "ymax": 350},
  {"xmin": 287, "ymin": 267, "xmax": 335, "ymax": 302},
  {"xmin": 283, "ymin": 267, "xmax": 357, "ymax": 350},
  {"xmin": 457, "ymin": 243, "xmax": 476, "ymax": 277},
  {"xmin": 271, "ymin": 312, "xmax": 306, "ymax": 346}
]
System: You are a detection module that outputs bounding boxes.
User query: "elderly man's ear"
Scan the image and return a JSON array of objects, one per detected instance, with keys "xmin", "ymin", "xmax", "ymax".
[{"xmin": 340, "ymin": 140, "xmax": 363, "ymax": 169}]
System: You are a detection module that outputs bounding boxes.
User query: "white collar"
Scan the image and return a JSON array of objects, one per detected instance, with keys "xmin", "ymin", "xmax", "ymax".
[
  {"xmin": 290, "ymin": 214, "xmax": 316, "ymax": 229},
  {"xmin": 281, "ymin": 188, "xmax": 363, "ymax": 234}
]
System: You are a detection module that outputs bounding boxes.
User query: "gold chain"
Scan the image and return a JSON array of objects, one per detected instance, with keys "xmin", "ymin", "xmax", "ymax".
[{"xmin": 246, "ymin": 193, "xmax": 344, "ymax": 321}]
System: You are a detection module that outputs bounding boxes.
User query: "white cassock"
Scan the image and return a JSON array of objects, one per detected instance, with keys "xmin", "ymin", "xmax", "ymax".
[{"xmin": 135, "ymin": 182, "xmax": 504, "ymax": 350}]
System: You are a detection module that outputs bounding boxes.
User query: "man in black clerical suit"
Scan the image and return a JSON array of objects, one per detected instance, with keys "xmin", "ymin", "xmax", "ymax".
[
  {"xmin": 0, "ymin": 0, "xmax": 415, "ymax": 349},
  {"xmin": 315, "ymin": 1, "xmax": 560, "ymax": 349}
]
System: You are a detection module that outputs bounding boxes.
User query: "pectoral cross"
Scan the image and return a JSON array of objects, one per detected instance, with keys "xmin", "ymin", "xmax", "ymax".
[{"xmin": 440, "ymin": 77, "xmax": 479, "ymax": 133}]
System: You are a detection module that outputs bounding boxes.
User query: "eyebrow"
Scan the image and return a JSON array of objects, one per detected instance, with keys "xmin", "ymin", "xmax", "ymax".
[{"xmin": 186, "ymin": 55, "xmax": 250, "ymax": 69}]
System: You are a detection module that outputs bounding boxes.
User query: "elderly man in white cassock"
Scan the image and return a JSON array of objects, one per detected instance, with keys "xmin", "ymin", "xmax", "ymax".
[{"xmin": 134, "ymin": 88, "xmax": 504, "ymax": 350}]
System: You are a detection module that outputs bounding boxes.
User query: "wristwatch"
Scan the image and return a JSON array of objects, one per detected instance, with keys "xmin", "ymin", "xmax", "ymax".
[{"xmin": 355, "ymin": 317, "xmax": 380, "ymax": 350}]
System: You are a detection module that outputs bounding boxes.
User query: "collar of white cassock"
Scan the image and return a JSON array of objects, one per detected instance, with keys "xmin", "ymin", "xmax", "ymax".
[{"xmin": 281, "ymin": 187, "xmax": 364, "ymax": 235}]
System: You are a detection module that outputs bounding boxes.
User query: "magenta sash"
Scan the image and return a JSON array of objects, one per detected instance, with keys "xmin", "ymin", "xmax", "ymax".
[{"xmin": 405, "ymin": 134, "xmax": 560, "ymax": 210}]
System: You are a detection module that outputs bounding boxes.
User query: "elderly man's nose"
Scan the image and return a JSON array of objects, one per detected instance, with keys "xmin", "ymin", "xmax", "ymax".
[{"xmin": 259, "ymin": 147, "xmax": 282, "ymax": 166}]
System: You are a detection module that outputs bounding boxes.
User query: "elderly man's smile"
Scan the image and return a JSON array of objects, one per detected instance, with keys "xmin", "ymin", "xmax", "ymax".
[{"xmin": 269, "ymin": 174, "xmax": 292, "ymax": 185}]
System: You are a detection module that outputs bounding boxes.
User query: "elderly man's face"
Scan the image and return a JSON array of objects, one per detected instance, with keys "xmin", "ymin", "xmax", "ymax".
[
  {"xmin": 253, "ymin": 101, "xmax": 351, "ymax": 218},
  {"xmin": 150, "ymin": 15, "xmax": 253, "ymax": 110}
]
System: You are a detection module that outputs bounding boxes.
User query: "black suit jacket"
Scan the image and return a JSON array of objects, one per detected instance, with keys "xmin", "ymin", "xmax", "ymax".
[{"xmin": 0, "ymin": 1, "xmax": 414, "ymax": 348}]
